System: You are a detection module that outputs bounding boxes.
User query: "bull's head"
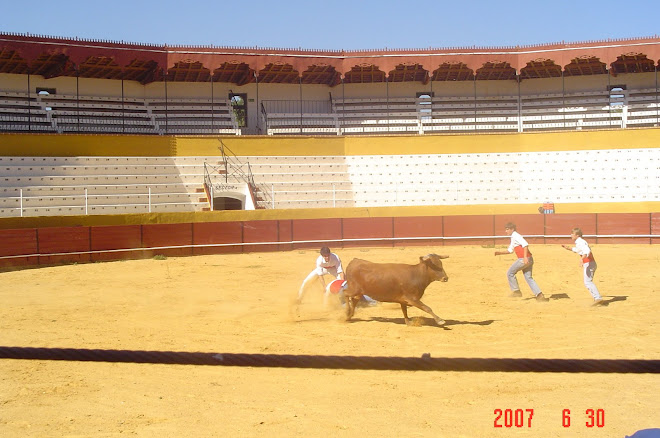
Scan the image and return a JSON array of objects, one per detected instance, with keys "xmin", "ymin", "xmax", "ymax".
[{"xmin": 420, "ymin": 254, "xmax": 449, "ymax": 282}]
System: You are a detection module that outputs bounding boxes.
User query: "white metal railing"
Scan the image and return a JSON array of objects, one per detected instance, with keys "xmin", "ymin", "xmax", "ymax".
[
  {"xmin": 1, "ymin": 186, "xmax": 202, "ymax": 217},
  {"xmin": 258, "ymin": 93, "xmax": 659, "ymax": 136},
  {"xmin": 260, "ymin": 179, "xmax": 660, "ymax": 210},
  {"xmin": 202, "ymin": 139, "xmax": 270, "ymax": 209},
  {"xmin": 5, "ymin": 180, "xmax": 659, "ymax": 214}
]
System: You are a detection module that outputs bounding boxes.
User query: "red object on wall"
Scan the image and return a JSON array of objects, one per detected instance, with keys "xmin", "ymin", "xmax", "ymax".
[
  {"xmin": 494, "ymin": 215, "xmax": 545, "ymax": 245},
  {"xmin": 596, "ymin": 213, "xmax": 650, "ymax": 244},
  {"xmin": 38, "ymin": 226, "xmax": 91, "ymax": 265},
  {"xmin": 393, "ymin": 216, "xmax": 443, "ymax": 247},
  {"xmin": 342, "ymin": 217, "xmax": 393, "ymax": 248},
  {"xmin": 544, "ymin": 214, "xmax": 597, "ymax": 244},
  {"xmin": 0, "ymin": 228, "xmax": 38, "ymax": 267},
  {"xmin": 142, "ymin": 223, "xmax": 193, "ymax": 258},
  {"xmin": 90, "ymin": 225, "xmax": 142, "ymax": 262},
  {"xmin": 291, "ymin": 218, "xmax": 342, "ymax": 250},
  {"xmin": 193, "ymin": 221, "xmax": 243, "ymax": 255},
  {"xmin": 243, "ymin": 220, "xmax": 279, "ymax": 253},
  {"xmin": 443, "ymin": 215, "xmax": 494, "ymax": 246}
]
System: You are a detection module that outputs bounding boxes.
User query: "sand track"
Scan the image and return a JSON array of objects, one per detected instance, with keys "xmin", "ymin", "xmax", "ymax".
[{"xmin": 1, "ymin": 244, "xmax": 658, "ymax": 437}]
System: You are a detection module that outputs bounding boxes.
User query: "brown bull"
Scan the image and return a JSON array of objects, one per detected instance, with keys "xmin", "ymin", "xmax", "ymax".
[{"xmin": 343, "ymin": 254, "xmax": 449, "ymax": 326}]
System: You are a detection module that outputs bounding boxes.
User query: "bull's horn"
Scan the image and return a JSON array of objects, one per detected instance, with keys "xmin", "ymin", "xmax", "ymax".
[{"xmin": 422, "ymin": 254, "xmax": 449, "ymax": 260}]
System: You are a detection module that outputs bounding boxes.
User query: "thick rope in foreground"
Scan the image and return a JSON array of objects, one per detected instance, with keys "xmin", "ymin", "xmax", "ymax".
[{"xmin": 1, "ymin": 346, "xmax": 659, "ymax": 373}]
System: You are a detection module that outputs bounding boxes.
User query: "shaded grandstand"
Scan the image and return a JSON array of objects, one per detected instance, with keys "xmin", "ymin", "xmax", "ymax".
[{"xmin": 1, "ymin": 32, "xmax": 659, "ymax": 135}]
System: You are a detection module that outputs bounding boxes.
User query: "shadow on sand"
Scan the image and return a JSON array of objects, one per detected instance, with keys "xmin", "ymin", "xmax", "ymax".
[
  {"xmin": 599, "ymin": 295, "xmax": 628, "ymax": 306},
  {"xmin": 351, "ymin": 316, "xmax": 496, "ymax": 329},
  {"xmin": 548, "ymin": 293, "xmax": 571, "ymax": 300}
]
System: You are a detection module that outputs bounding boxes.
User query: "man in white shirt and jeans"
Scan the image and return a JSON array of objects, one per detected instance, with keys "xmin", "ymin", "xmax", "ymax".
[
  {"xmin": 494, "ymin": 222, "xmax": 549, "ymax": 302},
  {"xmin": 562, "ymin": 227, "xmax": 604, "ymax": 306}
]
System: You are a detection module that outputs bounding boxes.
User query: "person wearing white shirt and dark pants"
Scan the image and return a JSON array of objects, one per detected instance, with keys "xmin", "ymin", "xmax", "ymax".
[{"xmin": 562, "ymin": 227, "xmax": 604, "ymax": 306}]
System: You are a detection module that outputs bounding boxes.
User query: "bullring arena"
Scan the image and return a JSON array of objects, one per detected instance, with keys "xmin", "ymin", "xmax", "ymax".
[{"xmin": 1, "ymin": 33, "xmax": 660, "ymax": 437}]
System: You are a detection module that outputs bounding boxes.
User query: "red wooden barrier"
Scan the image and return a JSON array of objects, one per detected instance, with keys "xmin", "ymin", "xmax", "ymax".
[
  {"xmin": 243, "ymin": 220, "xmax": 279, "ymax": 253},
  {"xmin": 0, "ymin": 212, "xmax": 658, "ymax": 268},
  {"xmin": 342, "ymin": 217, "xmax": 393, "ymax": 248},
  {"xmin": 90, "ymin": 225, "xmax": 142, "ymax": 262},
  {"xmin": 0, "ymin": 228, "xmax": 38, "ymax": 267},
  {"xmin": 192, "ymin": 221, "xmax": 243, "ymax": 255},
  {"xmin": 393, "ymin": 216, "xmax": 444, "ymax": 247},
  {"xmin": 142, "ymin": 223, "xmax": 193, "ymax": 258},
  {"xmin": 596, "ymin": 213, "xmax": 650, "ymax": 244},
  {"xmin": 38, "ymin": 226, "xmax": 91, "ymax": 265},
  {"xmin": 652, "ymin": 213, "xmax": 660, "ymax": 244},
  {"xmin": 277, "ymin": 220, "xmax": 294, "ymax": 251},
  {"xmin": 443, "ymin": 215, "xmax": 494, "ymax": 246},
  {"xmin": 544, "ymin": 214, "xmax": 597, "ymax": 244},
  {"xmin": 291, "ymin": 218, "xmax": 342, "ymax": 250}
]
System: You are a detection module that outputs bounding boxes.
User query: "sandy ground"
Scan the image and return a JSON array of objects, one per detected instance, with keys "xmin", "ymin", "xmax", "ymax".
[{"xmin": 1, "ymin": 243, "xmax": 659, "ymax": 437}]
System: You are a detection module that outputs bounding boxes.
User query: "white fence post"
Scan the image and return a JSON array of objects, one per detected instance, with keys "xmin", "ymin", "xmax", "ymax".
[
  {"xmin": 210, "ymin": 184, "xmax": 214, "ymax": 211},
  {"xmin": 148, "ymin": 187, "xmax": 152, "ymax": 213},
  {"xmin": 19, "ymin": 189, "xmax": 23, "ymax": 217},
  {"xmin": 333, "ymin": 184, "xmax": 336, "ymax": 207},
  {"xmin": 84, "ymin": 188, "xmax": 88, "ymax": 215},
  {"xmin": 271, "ymin": 184, "xmax": 275, "ymax": 209}
]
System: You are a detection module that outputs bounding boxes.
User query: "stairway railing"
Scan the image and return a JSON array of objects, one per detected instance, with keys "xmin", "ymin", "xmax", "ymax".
[{"xmin": 203, "ymin": 139, "xmax": 270, "ymax": 209}]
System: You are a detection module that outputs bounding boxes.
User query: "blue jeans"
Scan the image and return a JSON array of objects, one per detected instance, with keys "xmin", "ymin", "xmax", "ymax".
[{"xmin": 507, "ymin": 258, "xmax": 542, "ymax": 296}]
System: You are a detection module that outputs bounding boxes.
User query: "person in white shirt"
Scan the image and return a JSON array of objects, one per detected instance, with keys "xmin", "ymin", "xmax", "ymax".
[
  {"xmin": 297, "ymin": 246, "xmax": 377, "ymax": 307},
  {"xmin": 494, "ymin": 222, "xmax": 549, "ymax": 302},
  {"xmin": 297, "ymin": 246, "xmax": 345, "ymax": 304},
  {"xmin": 562, "ymin": 227, "xmax": 604, "ymax": 306}
]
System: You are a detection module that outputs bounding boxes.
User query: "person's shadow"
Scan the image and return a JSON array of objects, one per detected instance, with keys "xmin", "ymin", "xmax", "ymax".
[
  {"xmin": 526, "ymin": 294, "xmax": 628, "ymax": 306},
  {"xmin": 598, "ymin": 295, "xmax": 628, "ymax": 306},
  {"xmin": 548, "ymin": 293, "xmax": 570, "ymax": 300}
]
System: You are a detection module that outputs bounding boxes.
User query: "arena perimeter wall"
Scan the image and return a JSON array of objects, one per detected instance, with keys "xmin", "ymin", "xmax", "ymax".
[
  {"xmin": 1, "ymin": 210, "xmax": 660, "ymax": 267},
  {"xmin": 1, "ymin": 128, "xmax": 660, "ymax": 267}
]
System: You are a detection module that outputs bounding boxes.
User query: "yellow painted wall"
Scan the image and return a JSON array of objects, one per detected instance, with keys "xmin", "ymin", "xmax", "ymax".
[
  {"xmin": 341, "ymin": 128, "xmax": 660, "ymax": 155},
  {"xmin": 0, "ymin": 134, "xmax": 175, "ymax": 156},
  {"xmin": 2, "ymin": 201, "xmax": 660, "ymax": 230},
  {"xmin": 176, "ymin": 136, "xmax": 346, "ymax": 156},
  {"xmin": 4, "ymin": 127, "xmax": 658, "ymax": 157}
]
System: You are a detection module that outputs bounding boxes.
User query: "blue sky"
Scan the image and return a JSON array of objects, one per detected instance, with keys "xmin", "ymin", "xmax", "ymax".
[{"xmin": 2, "ymin": 0, "xmax": 659, "ymax": 50}]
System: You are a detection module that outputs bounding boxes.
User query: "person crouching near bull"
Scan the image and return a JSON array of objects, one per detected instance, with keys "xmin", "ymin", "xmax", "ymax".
[
  {"xmin": 297, "ymin": 246, "xmax": 377, "ymax": 307},
  {"xmin": 494, "ymin": 222, "xmax": 549, "ymax": 302},
  {"xmin": 562, "ymin": 227, "xmax": 604, "ymax": 306},
  {"xmin": 297, "ymin": 246, "xmax": 345, "ymax": 305}
]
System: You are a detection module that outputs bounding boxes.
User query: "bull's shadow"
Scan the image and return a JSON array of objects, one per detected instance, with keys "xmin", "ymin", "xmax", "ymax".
[{"xmin": 353, "ymin": 316, "xmax": 496, "ymax": 329}]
